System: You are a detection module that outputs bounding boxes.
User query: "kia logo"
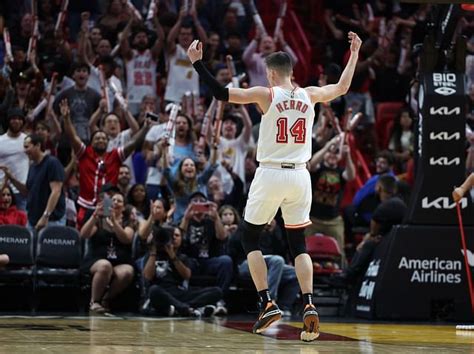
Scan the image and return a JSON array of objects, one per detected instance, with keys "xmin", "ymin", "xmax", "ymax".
[
  {"xmin": 429, "ymin": 132, "xmax": 461, "ymax": 141},
  {"xmin": 422, "ymin": 197, "xmax": 468, "ymax": 209},
  {"xmin": 429, "ymin": 106, "xmax": 460, "ymax": 115},
  {"xmin": 429, "ymin": 157, "xmax": 460, "ymax": 166}
]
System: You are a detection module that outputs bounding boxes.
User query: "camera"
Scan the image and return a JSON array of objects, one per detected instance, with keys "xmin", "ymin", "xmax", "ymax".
[
  {"xmin": 146, "ymin": 112, "xmax": 159, "ymax": 122},
  {"xmin": 152, "ymin": 225, "xmax": 173, "ymax": 248}
]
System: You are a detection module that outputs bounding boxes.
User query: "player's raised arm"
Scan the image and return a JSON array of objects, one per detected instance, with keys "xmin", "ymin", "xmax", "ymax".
[
  {"xmin": 187, "ymin": 40, "xmax": 270, "ymax": 112},
  {"xmin": 305, "ymin": 32, "xmax": 361, "ymax": 104}
]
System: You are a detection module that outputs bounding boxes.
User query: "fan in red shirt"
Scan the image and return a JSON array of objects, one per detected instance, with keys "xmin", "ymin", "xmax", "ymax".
[
  {"xmin": 60, "ymin": 99, "xmax": 151, "ymax": 228},
  {"xmin": 0, "ymin": 184, "xmax": 27, "ymax": 226},
  {"xmin": 0, "ymin": 184, "xmax": 26, "ymax": 270}
]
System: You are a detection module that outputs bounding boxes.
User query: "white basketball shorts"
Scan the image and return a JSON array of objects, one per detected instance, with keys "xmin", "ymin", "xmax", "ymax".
[{"xmin": 244, "ymin": 165, "xmax": 312, "ymax": 229}]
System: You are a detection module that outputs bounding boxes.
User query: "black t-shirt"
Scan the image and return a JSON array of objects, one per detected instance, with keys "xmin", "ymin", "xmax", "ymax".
[
  {"xmin": 53, "ymin": 87, "xmax": 101, "ymax": 142},
  {"xmin": 83, "ymin": 225, "xmax": 133, "ymax": 266},
  {"xmin": 145, "ymin": 252, "xmax": 192, "ymax": 287},
  {"xmin": 26, "ymin": 154, "xmax": 66, "ymax": 225},
  {"xmin": 183, "ymin": 218, "xmax": 226, "ymax": 259},
  {"xmin": 372, "ymin": 196, "xmax": 407, "ymax": 236},
  {"xmin": 310, "ymin": 165, "xmax": 346, "ymax": 220}
]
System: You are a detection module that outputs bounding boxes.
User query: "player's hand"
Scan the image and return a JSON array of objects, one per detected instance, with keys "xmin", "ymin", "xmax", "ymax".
[
  {"xmin": 187, "ymin": 40, "xmax": 203, "ymax": 64},
  {"xmin": 453, "ymin": 187, "xmax": 464, "ymax": 203},
  {"xmin": 348, "ymin": 32, "xmax": 361, "ymax": 53}
]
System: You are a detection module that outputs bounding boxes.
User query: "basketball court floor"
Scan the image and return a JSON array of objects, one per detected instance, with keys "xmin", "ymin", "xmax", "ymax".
[{"xmin": 0, "ymin": 315, "xmax": 472, "ymax": 353}]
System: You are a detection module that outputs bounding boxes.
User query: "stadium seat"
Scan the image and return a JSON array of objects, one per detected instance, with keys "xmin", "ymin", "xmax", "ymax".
[
  {"xmin": 375, "ymin": 102, "xmax": 404, "ymax": 149},
  {"xmin": 0, "ymin": 225, "xmax": 35, "ymax": 310},
  {"xmin": 306, "ymin": 234, "xmax": 343, "ymax": 275},
  {"xmin": 35, "ymin": 226, "xmax": 83, "ymax": 310},
  {"xmin": 0, "ymin": 225, "xmax": 35, "ymax": 282}
]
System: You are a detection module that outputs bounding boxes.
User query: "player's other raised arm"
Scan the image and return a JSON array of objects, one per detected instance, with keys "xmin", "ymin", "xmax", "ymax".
[
  {"xmin": 305, "ymin": 32, "xmax": 361, "ymax": 104},
  {"xmin": 187, "ymin": 40, "xmax": 270, "ymax": 112}
]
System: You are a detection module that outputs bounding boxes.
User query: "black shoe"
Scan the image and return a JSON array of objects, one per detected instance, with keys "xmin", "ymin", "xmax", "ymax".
[
  {"xmin": 300, "ymin": 304, "xmax": 320, "ymax": 342},
  {"xmin": 252, "ymin": 301, "xmax": 282, "ymax": 334},
  {"xmin": 198, "ymin": 305, "xmax": 217, "ymax": 317}
]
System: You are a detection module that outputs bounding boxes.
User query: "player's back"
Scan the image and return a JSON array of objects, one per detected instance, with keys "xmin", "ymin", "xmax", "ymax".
[{"xmin": 257, "ymin": 86, "xmax": 315, "ymax": 164}]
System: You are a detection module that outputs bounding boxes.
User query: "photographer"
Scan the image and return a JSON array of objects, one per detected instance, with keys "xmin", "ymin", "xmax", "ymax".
[
  {"xmin": 179, "ymin": 191, "xmax": 232, "ymax": 313},
  {"xmin": 142, "ymin": 225, "xmax": 223, "ymax": 317}
]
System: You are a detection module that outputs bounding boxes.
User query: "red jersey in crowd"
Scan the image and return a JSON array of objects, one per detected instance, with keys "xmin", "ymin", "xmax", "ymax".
[{"xmin": 76, "ymin": 144, "xmax": 125, "ymax": 209}]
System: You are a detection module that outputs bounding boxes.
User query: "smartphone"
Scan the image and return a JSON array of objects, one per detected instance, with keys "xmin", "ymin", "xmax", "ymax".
[
  {"xmin": 103, "ymin": 194, "xmax": 113, "ymax": 217},
  {"xmin": 192, "ymin": 202, "xmax": 210, "ymax": 213},
  {"xmin": 146, "ymin": 112, "xmax": 159, "ymax": 122}
]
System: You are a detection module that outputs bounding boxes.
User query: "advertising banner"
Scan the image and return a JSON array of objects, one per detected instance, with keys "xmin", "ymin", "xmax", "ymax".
[
  {"xmin": 406, "ymin": 72, "xmax": 473, "ymax": 225},
  {"xmin": 356, "ymin": 225, "xmax": 474, "ymax": 321}
]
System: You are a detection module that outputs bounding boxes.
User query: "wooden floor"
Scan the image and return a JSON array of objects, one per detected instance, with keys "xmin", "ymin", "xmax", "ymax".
[{"xmin": 0, "ymin": 315, "xmax": 473, "ymax": 353}]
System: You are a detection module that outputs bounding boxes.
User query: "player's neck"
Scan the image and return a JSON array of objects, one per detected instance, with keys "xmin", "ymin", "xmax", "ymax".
[{"xmin": 272, "ymin": 77, "xmax": 293, "ymax": 90}]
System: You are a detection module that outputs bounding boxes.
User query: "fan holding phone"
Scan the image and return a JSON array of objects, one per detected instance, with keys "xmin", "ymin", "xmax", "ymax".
[
  {"xmin": 179, "ymin": 191, "xmax": 232, "ymax": 314},
  {"xmin": 80, "ymin": 191, "xmax": 136, "ymax": 314}
]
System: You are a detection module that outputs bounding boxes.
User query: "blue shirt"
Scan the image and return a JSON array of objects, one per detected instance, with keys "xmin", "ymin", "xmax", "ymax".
[{"xmin": 26, "ymin": 154, "xmax": 65, "ymax": 225}]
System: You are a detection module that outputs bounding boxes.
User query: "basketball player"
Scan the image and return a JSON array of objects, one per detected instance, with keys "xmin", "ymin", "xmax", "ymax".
[
  {"xmin": 187, "ymin": 32, "xmax": 361, "ymax": 342},
  {"xmin": 453, "ymin": 173, "xmax": 474, "ymax": 202}
]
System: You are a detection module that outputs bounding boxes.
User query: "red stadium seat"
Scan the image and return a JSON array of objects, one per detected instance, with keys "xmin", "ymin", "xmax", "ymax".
[
  {"xmin": 306, "ymin": 234, "xmax": 342, "ymax": 275},
  {"xmin": 375, "ymin": 102, "xmax": 405, "ymax": 149}
]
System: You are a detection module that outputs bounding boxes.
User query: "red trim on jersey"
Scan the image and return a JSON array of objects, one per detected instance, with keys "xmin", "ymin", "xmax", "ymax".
[
  {"xmin": 269, "ymin": 87, "xmax": 274, "ymax": 102},
  {"xmin": 285, "ymin": 221, "xmax": 312, "ymax": 229}
]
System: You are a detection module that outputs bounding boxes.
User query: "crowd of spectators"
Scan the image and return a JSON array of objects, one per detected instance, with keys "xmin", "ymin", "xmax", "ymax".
[{"xmin": 0, "ymin": 0, "xmax": 472, "ymax": 315}]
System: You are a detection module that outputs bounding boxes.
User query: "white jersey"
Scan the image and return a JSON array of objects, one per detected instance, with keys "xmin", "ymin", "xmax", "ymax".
[
  {"xmin": 165, "ymin": 44, "xmax": 199, "ymax": 103},
  {"xmin": 0, "ymin": 132, "xmax": 29, "ymax": 194},
  {"xmin": 257, "ymin": 86, "xmax": 314, "ymax": 164},
  {"xmin": 125, "ymin": 49, "xmax": 157, "ymax": 109}
]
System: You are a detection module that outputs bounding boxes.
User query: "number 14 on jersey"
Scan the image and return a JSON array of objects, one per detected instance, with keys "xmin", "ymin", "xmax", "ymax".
[{"xmin": 276, "ymin": 117, "xmax": 306, "ymax": 144}]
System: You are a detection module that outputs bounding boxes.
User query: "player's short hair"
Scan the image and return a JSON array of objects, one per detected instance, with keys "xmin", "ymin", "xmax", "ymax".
[
  {"xmin": 377, "ymin": 174, "xmax": 398, "ymax": 196},
  {"xmin": 264, "ymin": 51, "xmax": 293, "ymax": 77}
]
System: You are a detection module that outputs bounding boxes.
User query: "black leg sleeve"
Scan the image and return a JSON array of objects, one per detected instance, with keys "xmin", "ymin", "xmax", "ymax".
[{"xmin": 286, "ymin": 228, "xmax": 307, "ymax": 259}]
